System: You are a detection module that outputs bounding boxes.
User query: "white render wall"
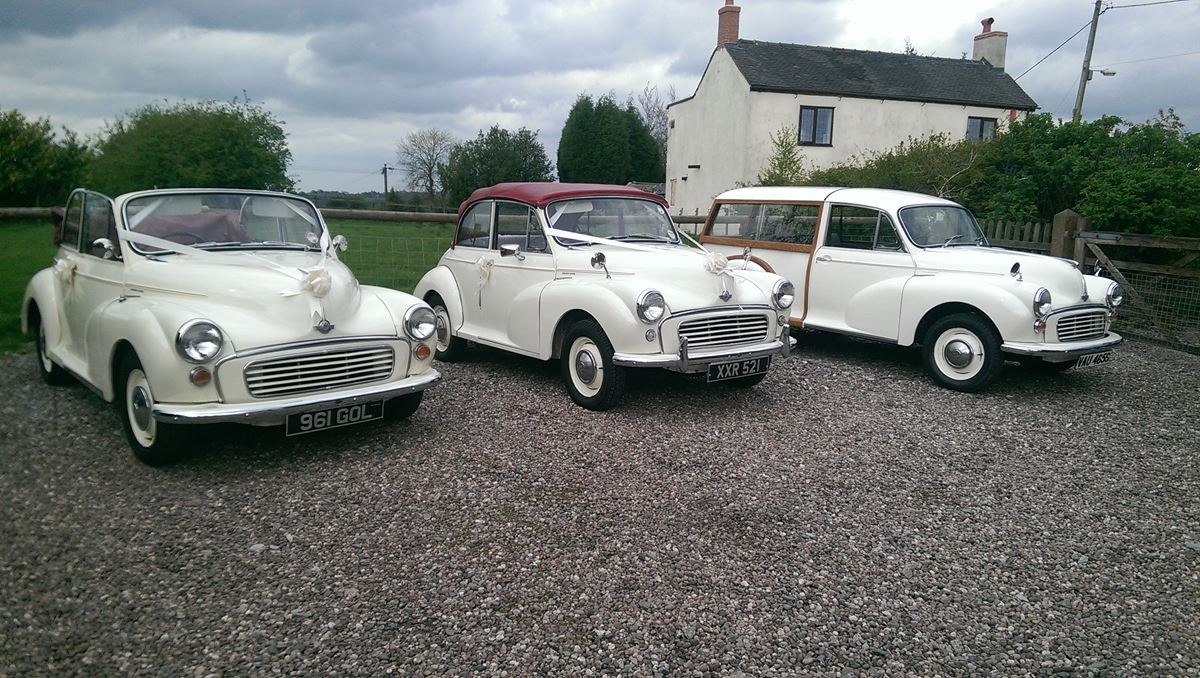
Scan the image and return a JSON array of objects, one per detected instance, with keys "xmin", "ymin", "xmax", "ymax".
[{"xmin": 666, "ymin": 49, "xmax": 1027, "ymax": 216}]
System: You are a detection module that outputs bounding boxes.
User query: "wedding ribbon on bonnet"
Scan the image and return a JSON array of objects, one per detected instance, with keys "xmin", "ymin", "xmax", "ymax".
[
  {"xmin": 116, "ymin": 229, "xmax": 336, "ymax": 327},
  {"xmin": 703, "ymin": 250, "xmax": 736, "ymax": 297}
]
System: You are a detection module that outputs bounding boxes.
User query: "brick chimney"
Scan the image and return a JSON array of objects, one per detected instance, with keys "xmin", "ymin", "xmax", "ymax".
[
  {"xmin": 718, "ymin": 0, "xmax": 741, "ymax": 48},
  {"xmin": 972, "ymin": 17, "xmax": 1008, "ymax": 70}
]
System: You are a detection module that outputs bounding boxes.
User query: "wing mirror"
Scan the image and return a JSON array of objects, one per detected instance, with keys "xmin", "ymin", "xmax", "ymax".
[
  {"xmin": 590, "ymin": 251, "xmax": 610, "ymax": 279},
  {"xmin": 91, "ymin": 238, "xmax": 116, "ymax": 260},
  {"xmin": 331, "ymin": 234, "xmax": 349, "ymax": 252},
  {"xmin": 500, "ymin": 243, "xmax": 525, "ymax": 261}
]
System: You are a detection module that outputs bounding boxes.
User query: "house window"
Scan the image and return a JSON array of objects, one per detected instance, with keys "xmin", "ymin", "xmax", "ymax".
[
  {"xmin": 799, "ymin": 106, "xmax": 834, "ymax": 146},
  {"xmin": 966, "ymin": 117, "xmax": 996, "ymax": 142}
]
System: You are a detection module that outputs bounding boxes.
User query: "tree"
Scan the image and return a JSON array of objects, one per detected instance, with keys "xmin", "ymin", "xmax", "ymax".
[
  {"xmin": 438, "ymin": 125, "xmax": 554, "ymax": 205},
  {"xmin": 0, "ymin": 109, "xmax": 92, "ymax": 207},
  {"xmin": 557, "ymin": 93, "xmax": 663, "ymax": 184},
  {"xmin": 89, "ymin": 97, "xmax": 293, "ymax": 196},
  {"xmin": 755, "ymin": 126, "xmax": 806, "ymax": 186},
  {"xmin": 635, "ymin": 84, "xmax": 675, "ymax": 170},
  {"xmin": 396, "ymin": 128, "xmax": 455, "ymax": 201}
]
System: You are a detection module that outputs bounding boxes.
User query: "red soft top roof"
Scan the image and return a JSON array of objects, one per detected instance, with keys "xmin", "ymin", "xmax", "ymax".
[{"xmin": 458, "ymin": 182, "xmax": 668, "ymax": 216}]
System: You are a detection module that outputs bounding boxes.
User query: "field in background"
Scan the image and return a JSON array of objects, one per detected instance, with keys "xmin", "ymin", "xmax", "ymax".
[{"xmin": 0, "ymin": 222, "xmax": 57, "ymax": 353}]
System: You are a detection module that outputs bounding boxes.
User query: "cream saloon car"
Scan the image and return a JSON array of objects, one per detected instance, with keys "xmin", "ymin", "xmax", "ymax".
[
  {"xmin": 24, "ymin": 188, "xmax": 441, "ymax": 465},
  {"xmin": 414, "ymin": 182, "xmax": 797, "ymax": 410},
  {"xmin": 699, "ymin": 187, "xmax": 1124, "ymax": 391}
]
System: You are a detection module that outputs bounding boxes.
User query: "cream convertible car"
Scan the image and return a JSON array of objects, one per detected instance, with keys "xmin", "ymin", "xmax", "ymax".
[
  {"xmin": 700, "ymin": 187, "xmax": 1124, "ymax": 391},
  {"xmin": 415, "ymin": 183, "xmax": 797, "ymax": 410},
  {"xmin": 24, "ymin": 188, "xmax": 441, "ymax": 465}
]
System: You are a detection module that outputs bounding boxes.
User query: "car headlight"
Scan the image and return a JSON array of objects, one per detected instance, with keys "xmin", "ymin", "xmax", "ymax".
[
  {"xmin": 1106, "ymin": 281, "xmax": 1124, "ymax": 308},
  {"xmin": 636, "ymin": 290, "xmax": 666, "ymax": 324},
  {"xmin": 1033, "ymin": 288, "xmax": 1052, "ymax": 317},
  {"xmin": 772, "ymin": 279, "xmax": 795, "ymax": 309},
  {"xmin": 404, "ymin": 305, "xmax": 437, "ymax": 341},
  {"xmin": 176, "ymin": 320, "xmax": 223, "ymax": 363}
]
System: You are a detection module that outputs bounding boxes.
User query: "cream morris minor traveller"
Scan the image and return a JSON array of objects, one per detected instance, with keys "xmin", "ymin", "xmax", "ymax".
[
  {"xmin": 413, "ymin": 183, "xmax": 797, "ymax": 410},
  {"xmin": 700, "ymin": 187, "xmax": 1124, "ymax": 392},
  {"xmin": 24, "ymin": 188, "xmax": 441, "ymax": 465}
]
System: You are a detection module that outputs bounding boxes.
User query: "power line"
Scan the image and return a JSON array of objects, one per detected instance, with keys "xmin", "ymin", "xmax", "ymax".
[
  {"xmin": 1095, "ymin": 49, "xmax": 1200, "ymax": 66},
  {"xmin": 1108, "ymin": 0, "xmax": 1193, "ymax": 8},
  {"xmin": 1015, "ymin": 17, "xmax": 1100, "ymax": 80}
]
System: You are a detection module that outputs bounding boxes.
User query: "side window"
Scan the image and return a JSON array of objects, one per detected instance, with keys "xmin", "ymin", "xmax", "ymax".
[
  {"xmin": 81, "ymin": 193, "xmax": 119, "ymax": 258},
  {"xmin": 760, "ymin": 204, "xmax": 819, "ymax": 245},
  {"xmin": 62, "ymin": 193, "xmax": 83, "ymax": 249},
  {"xmin": 707, "ymin": 203, "xmax": 754, "ymax": 237},
  {"xmin": 825, "ymin": 206, "xmax": 878, "ymax": 250},
  {"xmin": 496, "ymin": 202, "xmax": 544, "ymax": 252},
  {"xmin": 455, "ymin": 201, "xmax": 492, "ymax": 248},
  {"xmin": 875, "ymin": 213, "xmax": 903, "ymax": 251},
  {"xmin": 967, "ymin": 117, "xmax": 997, "ymax": 143}
]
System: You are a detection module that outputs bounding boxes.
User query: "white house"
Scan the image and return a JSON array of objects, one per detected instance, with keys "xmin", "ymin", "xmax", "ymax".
[{"xmin": 665, "ymin": 2, "xmax": 1038, "ymax": 215}]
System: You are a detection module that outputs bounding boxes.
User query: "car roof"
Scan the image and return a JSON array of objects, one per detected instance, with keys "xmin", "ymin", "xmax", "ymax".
[
  {"xmin": 712, "ymin": 186, "xmax": 963, "ymax": 213},
  {"xmin": 460, "ymin": 182, "xmax": 669, "ymax": 215}
]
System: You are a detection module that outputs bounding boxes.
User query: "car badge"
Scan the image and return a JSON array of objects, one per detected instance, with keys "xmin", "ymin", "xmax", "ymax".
[
  {"xmin": 719, "ymin": 289, "xmax": 733, "ymax": 302},
  {"xmin": 314, "ymin": 319, "xmax": 335, "ymax": 334}
]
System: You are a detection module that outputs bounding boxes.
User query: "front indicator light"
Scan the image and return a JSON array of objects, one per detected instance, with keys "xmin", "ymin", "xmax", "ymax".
[
  {"xmin": 1033, "ymin": 318, "xmax": 1047, "ymax": 333},
  {"xmin": 189, "ymin": 367, "xmax": 212, "ymax": 386},
  {"xmin": 414, "ymin": 343, "xmax": 432, "ymax": 360}
]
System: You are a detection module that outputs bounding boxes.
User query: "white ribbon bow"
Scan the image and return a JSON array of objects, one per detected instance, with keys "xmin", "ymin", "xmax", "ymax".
[
  {"xmin": 53, "ymin": 258, "xmax": 78, "ymax": 288},
  {"xmin": 476, "ymin": 256, "xmax": 494, "ymax": 306},
  {"xmin": 704, "ymin": 250, "xmax": 736, "ymax": 297}
]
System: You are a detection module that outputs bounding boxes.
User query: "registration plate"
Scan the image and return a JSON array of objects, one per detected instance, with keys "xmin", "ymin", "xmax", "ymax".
[
  {"xmin": 1074, "ymin": 351, "xmax": 1113, "ymax": 369},
  {"xmin": 707, "ymin": 356, "xmax": 771, "ymax": 382},
  {"xmin": 285, "ymin": 401, "xmax": 384, "ymax": 436}
]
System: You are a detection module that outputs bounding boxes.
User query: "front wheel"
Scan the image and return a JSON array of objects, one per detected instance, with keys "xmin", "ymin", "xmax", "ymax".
[
  {"xmin": 429, "ymin": 297, "xmax": 467, "ymax": 362},
  {"xmin": 116, "ymin": 353, "xmax": 185, "ymax": 466},
  {"xmin": 32, "ymin": 312, "xmax": 73, "ymax": 386},
  {"xmin": 561, "ymin": 319, "xmax": 626, "ymax": 411},
  {"xmin": 922, "ymin": 313, "xmax": 1002, "ymax": 392}
]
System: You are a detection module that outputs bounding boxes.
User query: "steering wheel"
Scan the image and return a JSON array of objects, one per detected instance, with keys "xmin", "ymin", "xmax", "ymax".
[{"xmin": 160, "ymin": 231, "xmax": 205, "ymax": 244}]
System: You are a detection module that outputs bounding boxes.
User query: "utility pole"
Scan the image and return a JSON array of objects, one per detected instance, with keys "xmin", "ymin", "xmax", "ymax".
[
  {"xmin": 381, "ymin": 164, "xmax": 396, "ymax": 196},
  {"xmin": 1071, "ymin": 0, "xmax": 1104, "ymax": 124}
]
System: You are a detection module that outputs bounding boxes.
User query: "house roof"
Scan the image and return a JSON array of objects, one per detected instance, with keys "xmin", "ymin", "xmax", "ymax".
[
  {"xmin": 460, "ymin": 182, "xmax": 668, "ymax": 215},
  {"xmin": 723, "ymin": 40, "xmax": 1038, "ymax": 111}
]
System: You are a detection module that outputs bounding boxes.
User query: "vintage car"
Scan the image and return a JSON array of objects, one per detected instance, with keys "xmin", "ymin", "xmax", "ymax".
[
  {"xmin": 23, "ymin": 188, "xmax": 441, "ymax": 465},
  {"xmin": 699, "ymin": 187, "xmax": 1124, "ymax": 391},
  {"xmin": 413, "ymin": 182, "xmax": 797, "ymax": 410}
]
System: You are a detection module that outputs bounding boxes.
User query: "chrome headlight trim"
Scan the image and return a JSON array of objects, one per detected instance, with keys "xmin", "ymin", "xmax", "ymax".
[
  {"xmin": 404, "ymin": 304, "xmax": 437, "ymax": 341},
  {"xmin": 772, "ymin": 279, "xmax": 795, "ymax": 309},
  {"xmin": 636, "ymin": 289, "xmax": 666, "ymax": 324},
  {"xmin": 176, "ymin": 320, "xmax": 224, "ymax": 364},
  {"xmin": 1106, "ymin": 281, "xmax": 1124, "ymax": 308},
  {"xmin": 1033, "ymin": 287, "xmax": 1052, "ymax": 317}
]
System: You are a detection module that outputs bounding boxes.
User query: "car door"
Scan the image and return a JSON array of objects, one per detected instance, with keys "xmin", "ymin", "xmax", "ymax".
[
  {"xmin": 476, "ymin": 201, "xmax": 555, "ymax": 353},
  {"xmin": 804, "ymin": 204, "xmax": 914, "ymax": 341},
  {"xmin": 60, "ymin": 191, "xmax": 124, "ymax": 376},
  {"xmin": 441, "ymin": 200, "xmax": 495, "ymax": 340}
]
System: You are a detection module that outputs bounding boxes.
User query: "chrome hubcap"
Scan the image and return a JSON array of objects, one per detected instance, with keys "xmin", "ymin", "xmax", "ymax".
[
  {"xmin": 131, "ymin": 387, "xmax": 152, "ymax": 430},
  {"xmin": 943, "ymin": 340, "xmax": 973, "ymax": 368},
  {"xmin": 575, "ymin": 350, "xmax": 597, "ymax": 384}
]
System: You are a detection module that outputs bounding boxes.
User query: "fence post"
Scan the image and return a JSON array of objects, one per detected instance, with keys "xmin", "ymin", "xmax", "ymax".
[{"xmin": 1050, "ymin": 209, "xmax": 1082, "ymax": 260}]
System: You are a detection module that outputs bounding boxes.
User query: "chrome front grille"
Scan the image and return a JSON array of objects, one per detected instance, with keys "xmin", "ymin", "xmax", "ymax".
[
  {"xmin": 244, "ymin": 346, "xmax": 395, "ymax": 398},
  {"xmin": 1056, "ymin": 311, "xmax": 1108, "ymax": 342},
  {"xmin": 678, "ymin": 314, "xmax": 770, "ymax": 349}
]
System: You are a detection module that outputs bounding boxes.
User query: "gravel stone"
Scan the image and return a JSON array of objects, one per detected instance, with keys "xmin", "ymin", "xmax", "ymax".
[{"xmin": 1, "ymin": 335, "xmax": 1198, "ymax": 676}]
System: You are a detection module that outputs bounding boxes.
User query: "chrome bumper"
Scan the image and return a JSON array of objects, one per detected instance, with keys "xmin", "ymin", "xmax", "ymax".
[
  {"xmin": 153, "ymin": 371, "xmax": 441, "ymax": 425},
  {"xmin": 1002, "ymin": 332, "xmax": 1123, "ymax": 361},
  {"xmin": 612, "ymin": 334, "xmax": 796, "ymax": 373}
]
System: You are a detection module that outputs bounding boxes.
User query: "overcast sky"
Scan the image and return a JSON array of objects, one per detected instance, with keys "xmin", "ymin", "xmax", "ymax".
[{"xmin": 3, "ymin": 0, "xmax": 1197, "ymax": 192}]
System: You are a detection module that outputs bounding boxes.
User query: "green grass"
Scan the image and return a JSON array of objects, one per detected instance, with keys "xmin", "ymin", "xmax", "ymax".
[{"xmin": 1, "ymin": 221, "xmax": 58, "ymax": 353}]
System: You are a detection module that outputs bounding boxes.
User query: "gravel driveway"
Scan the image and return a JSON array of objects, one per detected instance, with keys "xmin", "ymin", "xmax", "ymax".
[{"xmin": 1, "ymin": 335, "xmax": 1197, "ymax": 676}]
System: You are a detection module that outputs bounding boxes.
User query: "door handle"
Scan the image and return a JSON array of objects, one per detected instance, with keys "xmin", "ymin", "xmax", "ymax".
[{"xmin": 815, "ymin": 255, "xmax": 832, "ymax": 263}]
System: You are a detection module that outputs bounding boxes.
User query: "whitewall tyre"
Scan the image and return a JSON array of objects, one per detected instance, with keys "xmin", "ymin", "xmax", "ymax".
[
  {"xmin": 922, "ymin": 313, "xmax": 1002, "ymax": 392},
  {"xmin": 561, "ymin": 319, "xmax": 625, "ymax": 411},
  {"xmin": 116, "ymin": 353, "xmax": 184, "ymax": 466},
  {"xmin": 429, "ymin": 298, "xmax": 466, "ymax": 362}
]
